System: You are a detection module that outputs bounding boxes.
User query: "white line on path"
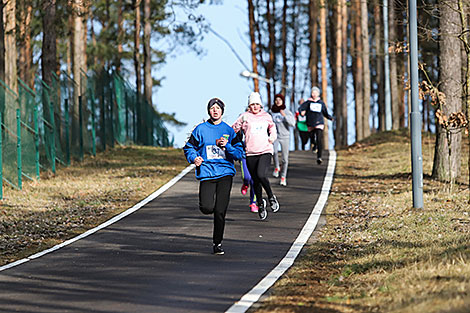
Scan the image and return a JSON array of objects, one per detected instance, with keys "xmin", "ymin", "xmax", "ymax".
[
  {"xmin": 0, "ymin": 164, "xmax": 196, "ymax": 273},
  {"xmin": 225, "ymin": 151, "xmax": 337, "ymax": 313}
]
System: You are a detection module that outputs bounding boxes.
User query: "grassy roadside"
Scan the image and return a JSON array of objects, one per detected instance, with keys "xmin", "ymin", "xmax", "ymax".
[
  {"xmin": 254, "ymin": 129, "xmax": 470, "ymax": 313},
  {"xmin": 0, "ymin": 145, "xmax": 188, "ymax": 266}
]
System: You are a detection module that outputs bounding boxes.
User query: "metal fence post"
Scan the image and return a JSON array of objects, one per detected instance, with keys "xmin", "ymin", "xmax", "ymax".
[
  {"xmin": 79, "ymin": 95, "xmax": 84, "ymax": 160},
  {"xmin": 64, "ymin": 99, "xmax": 70, "ymax": 165},
  {"xmin": 125, "ymin": 91, "xmax": 129, "ymax": 140},
  {"xmin": 16, "ymin": 109, "xmax": 22, "ymax": 190},
  {"xmin": 101, "ymin": 84, "xmax": 106, "ymax": 151},
  {"xmin": 49, "ymin": 101, "xmax": 56, "ymax": 174},
  {"xmin": 33, "ymin": 106, "xmax": 40, "ymax": 180},
  {"xmin": 0, "ymin": 112, "xmax": 3, "ymax": 199},
  {"xmin": 133, "ymin": 96, "xmax": 137, "ymax": 143},
  {"xmin": 109, "ymin": 83, "xmax": 115, "ymax": 148},
  {"xmin": 91, "ymin": 95, "xmax": 96, "ymax": 156}
]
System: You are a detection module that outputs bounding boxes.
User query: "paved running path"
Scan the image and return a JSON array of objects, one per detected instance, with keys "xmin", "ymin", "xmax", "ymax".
[{"xmin": 0, "ymin": 150, "xmax": 331, "ymax": 313}]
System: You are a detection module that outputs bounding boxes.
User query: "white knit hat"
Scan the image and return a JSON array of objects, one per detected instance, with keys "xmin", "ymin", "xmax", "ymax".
[{"xmin": 248, "ymin": 92, "xmax": 262, "ymax": 105}]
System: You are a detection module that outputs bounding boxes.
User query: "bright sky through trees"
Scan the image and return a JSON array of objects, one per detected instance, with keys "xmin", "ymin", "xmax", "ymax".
[{"xmin": 157, "ymin": 3, "xmax": 253, "ymax": 147}]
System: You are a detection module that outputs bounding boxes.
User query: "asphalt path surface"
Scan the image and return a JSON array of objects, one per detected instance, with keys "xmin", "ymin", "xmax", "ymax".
[{"xmin": 0, "ymin": 150, "xmax": 331, "ymax": 313}]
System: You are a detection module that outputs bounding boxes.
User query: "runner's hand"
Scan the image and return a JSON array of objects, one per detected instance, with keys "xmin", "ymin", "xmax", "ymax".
[
  {"xmin": 194, "ymin": 156, "xmax": 203, "ymax": 166},
  {"xmin": 217, "ymin": 137, "xmax": 228, "ymax": 147}
]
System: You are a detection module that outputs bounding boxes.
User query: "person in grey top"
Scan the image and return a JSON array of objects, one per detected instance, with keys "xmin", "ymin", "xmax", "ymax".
[{"xmin": 270, "ymin": 94, "xmax": 295, "ymax": 186}]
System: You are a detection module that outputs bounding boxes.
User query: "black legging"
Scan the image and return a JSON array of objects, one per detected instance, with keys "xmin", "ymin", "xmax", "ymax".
[
  {"xmin": 310, "ymin": 128, "xmax": 324, "ymax": 159},
  {"xmin": 299, "ymin": 130, "xmax": 310, "ymax": 150},
  {"xmin": 199, "ymin": 175, "xmax": 233, "ymax": 245},
  {"xmin": 246, "ymin": 153, "xmax": 274, "ymax": 202}
]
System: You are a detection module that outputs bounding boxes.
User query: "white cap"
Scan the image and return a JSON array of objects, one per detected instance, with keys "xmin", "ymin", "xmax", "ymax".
[
  {"xmin": 311, "ymin": 86, "xmax": 320, "ymax": 95},
  {"xmin": 248, "ymin": 92, "xmax": 262, "ymax": 105}
]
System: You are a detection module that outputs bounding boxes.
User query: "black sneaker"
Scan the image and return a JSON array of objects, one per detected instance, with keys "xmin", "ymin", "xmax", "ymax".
[
  {"xmin": 317, "ymin": 158, "xmax": 322, "ymax": 164},
  {"xmin": 213, "ymin": 243, "xmax": 224, "ymax": 255},
  {"xmin": 258, "ymin": 199, "xmax": 267, "ymax": 220},
  {"xmin": 269, "ymin": 195, "xmax": 280, "ymax": 212}
]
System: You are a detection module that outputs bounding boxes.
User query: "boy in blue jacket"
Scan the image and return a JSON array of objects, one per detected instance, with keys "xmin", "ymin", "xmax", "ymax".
[{"xmin": 184, "ymin": 98, "xmax": 245, "ymax": 255}]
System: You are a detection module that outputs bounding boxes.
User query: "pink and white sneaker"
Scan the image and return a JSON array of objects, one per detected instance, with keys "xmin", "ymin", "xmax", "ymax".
[
  {"xmin": 249, "ymin": 203, "xmax": 259, "ymax": 213},
  {"xmin": 241, "ymin": 184, "xmax": 249, "ymax": 195},
  {"xmin": 272, "ymin": 168, "xmax": 280, "ymax": 178}
]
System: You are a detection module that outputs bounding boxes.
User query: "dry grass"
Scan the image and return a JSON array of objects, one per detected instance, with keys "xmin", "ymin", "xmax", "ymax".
[
  {"xmin": 0, "ymin": 145, "xmax": 187, "ymax": 266},
  {"xmin": 254, "ymin": 129, "xmax": 470, "ymax": 313}
]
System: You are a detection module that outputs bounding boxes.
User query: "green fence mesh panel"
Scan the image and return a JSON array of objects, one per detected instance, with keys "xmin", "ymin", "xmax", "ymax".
[
  {"xmin": 1, "ymin": 69, "xmax": 170, "ymax": 199},
  {"xmin": 35, "ymin": 77, "xmax": 56, "ymax": 172},
  {"xmin": 18, "ymin": 79, "xmax": 39, "ymax": 181},
  {"xmin": 0, "ymin": 80, "xmax": 20, "ymax": 189},
  {"xmin": 49, "ymin": 73, "xmax": 67, "ymax": 166}
]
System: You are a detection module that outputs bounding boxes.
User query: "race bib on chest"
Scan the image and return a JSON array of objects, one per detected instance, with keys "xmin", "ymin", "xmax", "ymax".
[
  {"xmin": 251, "ymin": 122, "xmax": 268, "ymax": 134},
  {"xmin": 309, "ymin": 102, "xmax": 322, "ymax": 113},
  {"xmin": 298, "ymin": 115, "xmax": 306, "ymax": 122},
  {"xmin": 206, "ymin": 145, "xmax": 226, "ymax": 160},
  {"xmin": 272, "ymin": 113, "xmax": 283, "ymax": 123}
]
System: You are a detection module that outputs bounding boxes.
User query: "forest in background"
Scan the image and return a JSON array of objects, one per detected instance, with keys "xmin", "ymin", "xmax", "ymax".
[
  {"xmin": 244, "ymin": 0, "xmax": 469, "ymax": 188},
  {"xmin": 0, "ymin": 0, "xmax": 468, "ymax": 187}
]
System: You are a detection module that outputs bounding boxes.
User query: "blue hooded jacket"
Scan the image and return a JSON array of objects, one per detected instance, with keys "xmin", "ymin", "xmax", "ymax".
[{"xmin": 183, "ymin": 121, "xmax": 245, "ymax": 181}]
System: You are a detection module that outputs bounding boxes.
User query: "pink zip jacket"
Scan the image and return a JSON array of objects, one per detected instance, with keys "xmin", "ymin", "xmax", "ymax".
[{"xmin": 232, "ymin": 110, "xmax": 277, "ymax": 156}]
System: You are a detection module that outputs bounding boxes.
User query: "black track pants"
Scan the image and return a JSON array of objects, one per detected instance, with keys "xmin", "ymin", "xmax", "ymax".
[
  {"xmin": 310, "ymin": 128, "xmax": 324, "ymax": 159},
  {"xmin": 299, "ymin": 130, "xmax": 310, "ymax": 150},
  {"xmin": 246, "ymin": 153, "xmax": 274, "ymax": 203},
  {"xmin": 199, "ymin": 175, "xmax": 233, "ymax": 245}
]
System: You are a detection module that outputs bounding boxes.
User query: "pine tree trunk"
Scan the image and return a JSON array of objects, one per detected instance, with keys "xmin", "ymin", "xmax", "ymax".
[
  {"xmin": 42, "ymin": 0, "xmax": 57, "ymax": 89},
  {"xmin": 281, "ymin": 0, "xmax": 288, "ymax": 96},
  {"xmin": 134, "ymin": 0, "xmax": 142, "ymax": 95},
  {"xmin": 4, "ymin": 0, "xmax": 17, "ymax": 92},
  {"xmin": 341, "ymin": 0, "xmax": 348, "ymax": 145},
  {"xmin": 255, "ymin": 1, "xmax": 266, "ymax": 95},
  {"xmin": 266, "ymin": 0, "xmax": 275, "ymax": 108},
  {"xmin": 432, "ymin": 0, "xmax": 462, "ymax": 181},
  {"xmin": 248, "ymin": 0, "xmax": 260, "ymax": 92},
  {"xmin": 71, "ymin": 0, "xmax": 86, "ymax": 144},
  {"xmin": 67, "ymin": 14, "xmax": 73, "ymax": 77},
  {"xmin": 116, "ymin": 0, "xmax": 123, "ymax": 73},
  {"xmin": 395, "ymin": 4, "xmax": 406, "ymax": 128},
  {"xmin": 374, "ymin": 0, "xmax": 384, "ymax": 132},
  {"xmin": 333, "ymin": 0, "xmax": 343, "ymax": 146},
  {"xmin": 82, "ymin": 8, "xmax": 87, "ymax": 76},
  {"xmin": 143, "ymin": 0, "xmax": 152, "ymax": 106},
  {"xmin": 320, "ymin": 0, "xmax": 329, "ymax": 148},
  {"xmin": 291, "ymin": 0, "xmax": 298, "ymax": 123},
  {"xmin": 389, "ymin": 0, "xmax": 400, "ymax": 129},
  {"xmin": 18, "ymin": 1, "xmax": 32, "ymax": 85},
  {"xmin": 361, "ymin": 0, "xmax": 371, "ymax": 137},
  {"xmin": 0, "ymin": 3, "xmax": 4, "ymax": 83},
  {"xmin": 353, "ymin": 0, "xmax": 364, "ymax": 141},
  {"xmin": 90, "ymin": 10, "xmax": 98, "ymax": 68},
  {"xmin": 42, "ymin": 0, "xmax": 59, "ymax": 142},
  {"xmin": 309, "ymin": 0, "xmax": 318, "ymax": 87}
]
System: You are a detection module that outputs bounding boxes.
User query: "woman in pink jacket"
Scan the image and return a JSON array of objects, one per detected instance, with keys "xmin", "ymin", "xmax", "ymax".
[{"xmin": 232, "ymin": 92, "xmax": 279, "ymax": 220}]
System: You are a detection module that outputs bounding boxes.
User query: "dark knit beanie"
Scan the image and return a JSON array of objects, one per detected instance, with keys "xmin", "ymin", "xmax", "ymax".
[
  {"xmin": 272, "ymin": 94, "xmax": 286, "ymax": 113},
  {"xmin": 207, "ymin": 98, "xmax": 225, "ymax": 115}
]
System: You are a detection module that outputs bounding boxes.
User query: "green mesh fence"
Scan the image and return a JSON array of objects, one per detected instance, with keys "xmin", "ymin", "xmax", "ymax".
[
  {"xmin": 50, "ymin": 73, "xmax": 67, "ymax": 166},
  {"xmin": 84, "ymin": 70, "xmax": 171, "ymax": 149},
  {"xmin": 0, "ymin": 81, "xmax": 20, "ymax": 190},
  {"xmin": 1, "ymin": 69, "xmax": 170, "ymax": 199},
  {"xmin": 35, "ymin": 77, "xmax": 56, "ymax": 173},
  {"xmin": 18, "ymin": 79, "xmax": 40, "ymax": 181},
  {"xmin": 80, "ymin": 70, "xmax": 96, "ymax": 156}
]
